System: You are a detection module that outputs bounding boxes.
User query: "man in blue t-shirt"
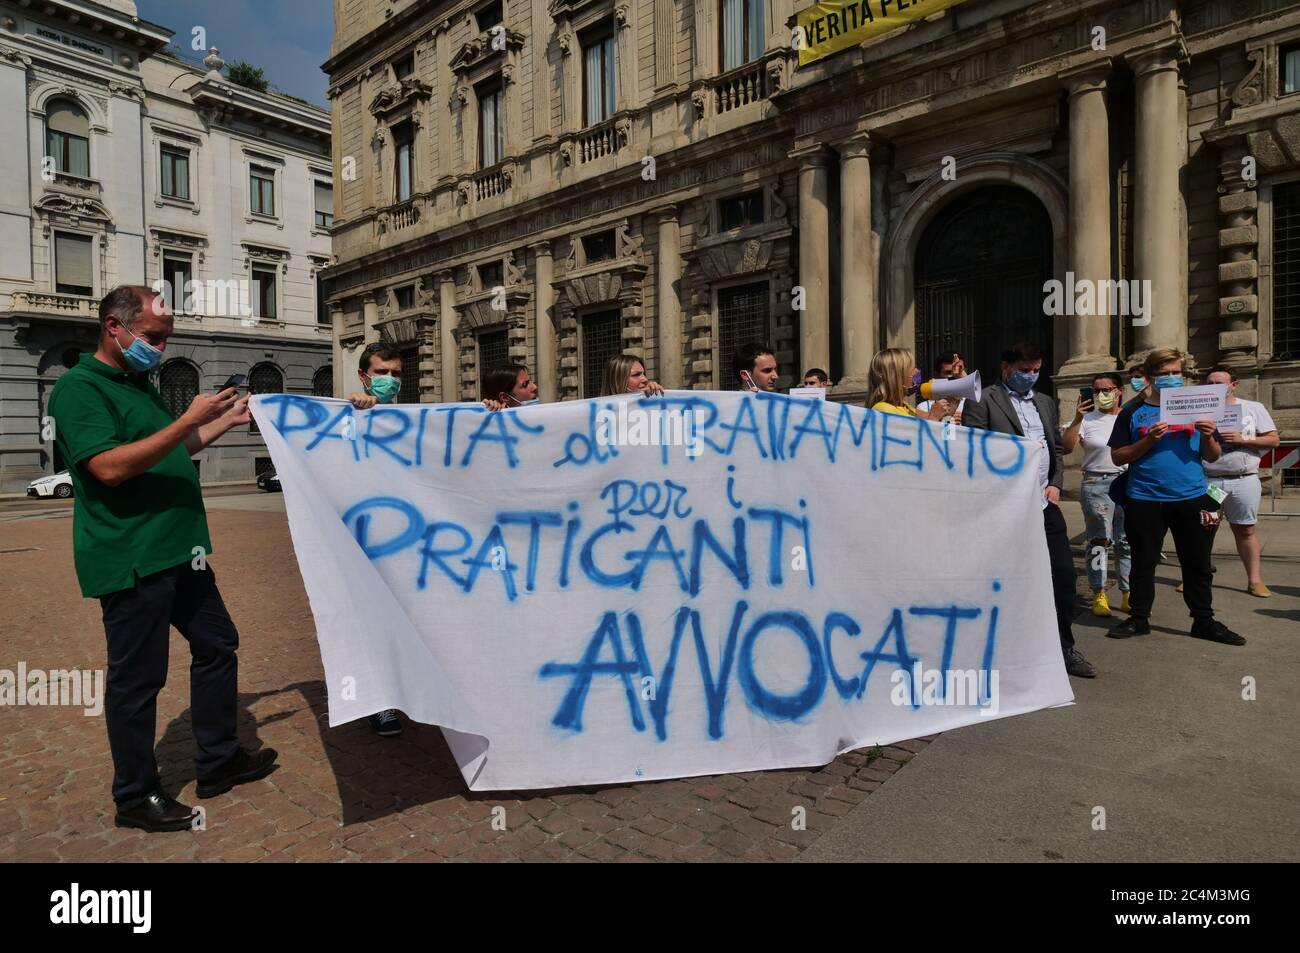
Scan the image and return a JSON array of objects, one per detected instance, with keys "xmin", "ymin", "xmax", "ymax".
[{"xmin": 1106, "ymin": 349, "xmax": 1245, "ymax": 645}]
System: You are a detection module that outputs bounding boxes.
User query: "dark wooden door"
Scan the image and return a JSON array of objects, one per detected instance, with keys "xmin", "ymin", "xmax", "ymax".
[{"xmin": 915, "ymin": 187, "xmax": 1054, "ymax": 393}]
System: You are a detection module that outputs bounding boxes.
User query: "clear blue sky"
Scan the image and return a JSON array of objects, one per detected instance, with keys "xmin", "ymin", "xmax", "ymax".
[{"xmin": 136, "ymin": 0, "xmax": 332, "ymax": 106}]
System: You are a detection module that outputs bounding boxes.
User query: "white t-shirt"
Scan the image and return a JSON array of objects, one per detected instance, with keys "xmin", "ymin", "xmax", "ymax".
[
  {"xmin": 1205, "ymin": 399, "xmax": 1277, "ymax": 476},
  {"xmin": 1079, "ymin": 410, "xmax": 1124, "ymax": 474}
]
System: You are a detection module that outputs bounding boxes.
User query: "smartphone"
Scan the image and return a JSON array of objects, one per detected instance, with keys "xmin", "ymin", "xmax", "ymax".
[
  {"xmin": 1079, "ymin": 386, "xmax": 1094, "ymax": 402},
  {"xmin": 217, "ymin": 373, "xmax": 247, "ymax": 391}
]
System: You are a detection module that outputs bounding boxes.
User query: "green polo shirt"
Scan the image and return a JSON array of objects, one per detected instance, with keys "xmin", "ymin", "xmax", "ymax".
[{"xmin": 48, "ymin": 354, "xmax": 211, "ymax": 598}]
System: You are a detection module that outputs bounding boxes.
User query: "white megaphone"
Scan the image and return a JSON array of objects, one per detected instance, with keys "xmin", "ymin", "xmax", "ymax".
[{"xmin": 919, "ymin": 370, "xmax": 981, "ymax": 411}]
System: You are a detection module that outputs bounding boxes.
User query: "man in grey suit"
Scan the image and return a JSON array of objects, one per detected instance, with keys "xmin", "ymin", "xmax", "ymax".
[{"xmin": 963, "ymin": 342, "xmax": 1097, "ymax": 679}]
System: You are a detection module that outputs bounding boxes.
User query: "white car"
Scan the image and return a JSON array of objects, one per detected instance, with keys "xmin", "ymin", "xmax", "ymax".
[{"xmin": 27, "ymin": 471, "xmax": 73, "ymax": 499}]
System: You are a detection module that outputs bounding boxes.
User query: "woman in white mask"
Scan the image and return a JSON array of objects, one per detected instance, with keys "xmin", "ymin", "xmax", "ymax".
[{"xmin": 1061, "ymin": 373, "xmax": 1130, "ymax": 616}]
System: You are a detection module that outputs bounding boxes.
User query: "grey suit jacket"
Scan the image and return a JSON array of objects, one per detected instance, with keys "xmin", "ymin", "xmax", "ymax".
[{"xmin": 962, "ymin": 382, "xmax": 1065, "ymax": 491}]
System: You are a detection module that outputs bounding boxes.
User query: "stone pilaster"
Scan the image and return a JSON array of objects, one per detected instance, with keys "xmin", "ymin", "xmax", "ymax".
[
  {"xmin": 1216, "ymin": 141, "xmax": 1259, "ymax": 369},
  {"xmin": 791, "ymin": 144, "xmax": 831, "ymax": 376},
  {"xmin": 837, "ymin": 134, "xmax": 873, "ymax": 392},
  {"xmin": 530, "ymin": 241, "xmax": 558, "ymax": 401},
  {"xmin": 437, "ymin": 270, "xmax": 459, "ymax": 401},
  {"xmin": 656, "ymin": 207, "xmax": 683, "ymax": 387}
]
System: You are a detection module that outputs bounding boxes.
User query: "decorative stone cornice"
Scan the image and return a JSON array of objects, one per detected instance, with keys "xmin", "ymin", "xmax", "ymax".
[
  {"xmin": 368, "ymin": 79, "xmax": 432, "ymax": 118},
  {"xmin": 450, "ymin": 30, "xmax": 525, "ymax": 75},
  {"xmin": 1058, "ymin": 58, "xmax": 1112, "ymax": 95},
  {"xmin": 34, "ymin": 192, "xmax": 112, "ymax": 228}
]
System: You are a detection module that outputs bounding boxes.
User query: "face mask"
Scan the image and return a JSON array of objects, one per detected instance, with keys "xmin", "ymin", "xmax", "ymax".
[
  {"xmin": 907, "ymin": 370, "xmax": 922, "ymax": 396},
  {"xmin": 116, "ymin": 327, "xmax": 163, "ymax": 373},
  {"xmin": 1095, "ymin": 391, "xmax": 1118, "ymax": 410},
  {"xmin": 1154, "ymin": 374, "xmax": 1184, "ymax": 391},
  {"xmin": 1130, "ymin": 378, "xmax": 1145, "ymax": 392},
  {"xmin": 1006, "ymin": 369, "xmax": 1039, "ymax": 394},
  {"xmin": 516, "ymin": 398, "xmax": 539, "ymax": 406},
  {"xmin": 367, "ymin": 373, "xmax": 401, "ymax": 403}
]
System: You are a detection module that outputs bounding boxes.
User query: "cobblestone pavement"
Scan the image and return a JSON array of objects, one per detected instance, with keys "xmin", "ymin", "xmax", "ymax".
[{"xmin": 1, "ymin": 501, "xmax": 938, "ymax": 862}]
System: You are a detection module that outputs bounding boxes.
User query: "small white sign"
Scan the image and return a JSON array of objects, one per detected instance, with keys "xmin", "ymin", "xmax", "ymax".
[
  {"xmin": 1159, "ymin": 383, "xmax": 1226, "ymax": 426},
  {"xmin": 1218, "ymin": 404, "xmax": 1243, "ymax": 432},
  {"xmin": 788, "ymin": 386, "xmax": 827, "ymax": 400}
]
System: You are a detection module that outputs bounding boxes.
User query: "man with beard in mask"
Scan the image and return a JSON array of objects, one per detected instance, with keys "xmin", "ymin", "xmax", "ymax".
[{"xmin": 963, "ymin": 341, "xmax": 1097, "ymax": 679}]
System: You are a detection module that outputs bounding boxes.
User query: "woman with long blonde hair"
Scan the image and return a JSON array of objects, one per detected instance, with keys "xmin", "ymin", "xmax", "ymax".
[
  {"xmin": 600, "ymin": 353, "xmax": 665, "ymax": 397},
  {"xmin": 866, "ymin": 348, "xmax": 950, "ymax": 419}
]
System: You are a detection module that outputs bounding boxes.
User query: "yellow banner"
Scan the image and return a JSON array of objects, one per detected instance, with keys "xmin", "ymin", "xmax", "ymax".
[{"xmin": 795, "ymin": 0, "xmax": 969, "ymax": 67}]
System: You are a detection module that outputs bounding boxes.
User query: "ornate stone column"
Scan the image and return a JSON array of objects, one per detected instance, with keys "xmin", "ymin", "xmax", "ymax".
[
  {"xmin": 791, "ymin": 145, "xmax": 831, "ymax": 375},
  {"xmin": 362, "ymin": 291, "xmax": 380, "ymax": 344},
  {"xmin": 530, "ymin": 241, "xmax": 558, "ymax": 402},
  {"xmin": 837, "ymin": 134, "xmax": 873, "ymax": 391},
  {"xmin": 656, "ymin": 206, "xmax": 683, "ymax": 388},
  {"xmin": 1128, "ymin": 40, "xmax": 1187, "ymax": 355},
  {"xmin": 1059, "ymin": 61, "xmax": 1115, "ymax": 374},
  {"xmin": 438, "ymin": 270, "xmax": 459, "ymax": 401}
]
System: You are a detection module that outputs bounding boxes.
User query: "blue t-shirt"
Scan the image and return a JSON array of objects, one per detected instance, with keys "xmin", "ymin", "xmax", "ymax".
[{"xmin": 1108, "ymin": 401, "xmax": 1206, "ymax": 502}]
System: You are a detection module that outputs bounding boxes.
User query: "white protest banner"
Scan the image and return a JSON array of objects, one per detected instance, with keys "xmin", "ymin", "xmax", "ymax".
[
  {"xmin": 1160, "ymin": 383, "xmax": 1227, "ymax": 426},
  {"xmin": 251, "ymin": 392, "xmax": 1073, "ymax": 791}
]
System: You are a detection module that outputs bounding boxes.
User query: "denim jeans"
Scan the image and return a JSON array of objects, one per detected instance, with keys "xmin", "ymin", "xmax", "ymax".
[{"xmin": 1080, "ymin": 472, "xmax": 1130, "ymax": 592}]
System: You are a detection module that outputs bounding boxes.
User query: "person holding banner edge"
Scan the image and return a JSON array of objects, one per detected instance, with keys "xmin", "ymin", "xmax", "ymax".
[
  {"xmin": 1106, "ymin": 349, "xmax": 1244, "ymax": 645},
  {"xmin": 962, "ymin": 341, "xmax": 1097, "ymax": 679}
]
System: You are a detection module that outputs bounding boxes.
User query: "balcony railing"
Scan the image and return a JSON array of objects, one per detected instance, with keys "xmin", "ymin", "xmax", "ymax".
[
  {"xmin": 713, "ymin": 58, "xmax": 769, "ymax": 115},
  {"xmin": 576, "ymin": 116, "xmax": 624, "ymax": 164},
  {"xmin": 9, "ymin": 290, "xmax": 97, "ymax": 317},
  {"xmin": 376, "ymin": 198, "xmax": 420, "ymax": 237},
  {"xmin": 474, "ymin": 165, "xmax": 511, "ymax": 201}
]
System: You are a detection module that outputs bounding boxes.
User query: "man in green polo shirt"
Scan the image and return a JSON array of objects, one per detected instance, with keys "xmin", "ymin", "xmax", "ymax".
[{"xmin": 48, "ymin": 285, "xmax": 278, "ymax": 833}]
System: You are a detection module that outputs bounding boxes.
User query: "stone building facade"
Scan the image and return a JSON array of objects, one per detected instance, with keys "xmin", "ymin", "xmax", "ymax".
[
  {"xmin": 322, "ymin": 0, "xmax": 1300, "ymax": 470},
  {"xmin": 0, "ymin": 0, "xmax": 333, "ymax": 493}
]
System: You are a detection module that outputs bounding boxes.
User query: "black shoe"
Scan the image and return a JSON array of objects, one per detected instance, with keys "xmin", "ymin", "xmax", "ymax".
[
  {"xmin": 114, "ymin": 789, "xmax": 199, "ymax": 833},
  {"xmin": 1063, "ymin": 648, "xmax": 1097, "ymax": 678},
  {"xmin": 1107, "ymin": 617, "xmax": 1151, "ymax": 639},
  {"xmin": 369, "ymin": 709, "xmax": 403, "ymax": 737},
  {"xmin": 195, "ymin": 747, "xmax": 278, "ymax": 799},
  {"xmin": 1190, "ymin": 619, "xmax": 1246, "ymax": 646}
]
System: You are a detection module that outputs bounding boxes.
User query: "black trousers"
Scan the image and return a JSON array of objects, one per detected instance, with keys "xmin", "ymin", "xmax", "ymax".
[
  {"xmin": 1043, "ymin": 502, "xmax": 1077, "ymax": 653},
  {"xmin": 98, "ymin": 563, "xmax": 240, "ymax": 808},
  {"xmin": 1124, "ymin": 497, "xmax": 1215, "ymax": 623}
]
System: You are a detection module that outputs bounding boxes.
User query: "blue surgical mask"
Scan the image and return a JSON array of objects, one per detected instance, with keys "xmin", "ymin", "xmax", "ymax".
[
  {"xmin": 1130, "ymin": 377, "xmax": 1145, "ymax": 392},
  {"xmin": 1006, "ymin": 369, "xmax": 1039, "ymax": 394},
  {"xmin": 516, "ymin": 398, "xmax": 539, "ymax": 406},
  {"xmin": 116, "ymin": 327, "xmax": 163, "ymax": 373},
  {"xmin": 367, "ymin": 373, "xmax": 401, "ymax": 403},
  {"xmin": 1154, "ymin": 374, "xmax": 1184, "ymax": 391}
]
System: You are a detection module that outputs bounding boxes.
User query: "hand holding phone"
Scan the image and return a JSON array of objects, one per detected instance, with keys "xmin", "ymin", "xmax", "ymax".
[{"xmin": 218, "ymin": 373, "xmax": 247, "ymax": 391}]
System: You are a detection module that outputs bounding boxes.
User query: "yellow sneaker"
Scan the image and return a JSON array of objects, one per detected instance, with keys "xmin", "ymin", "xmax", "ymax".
[
  {"xmin": 1121, "ymin": 592, "xmax": 1131, "ymax": 613},
  {"xmin": 1091, "ymin": 591, "xmax": 1111, "ymax": 617},
  {"xmin": 1248, "ymin": 582, "xmax": 1272, "ymax": 598}
]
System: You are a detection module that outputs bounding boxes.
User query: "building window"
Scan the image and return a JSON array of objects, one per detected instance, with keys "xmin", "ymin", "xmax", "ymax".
[
  {"xmin": 393, "ymin": 53, "xmax": 414, "ymax": 81},
  {"xmin": 252, "ymin": 266, "xmax": 278, "ymax": 319},
  {"xmin": 478, "ymin": 79, "xmax": 504, "ymax": 168},
  {"xmin": 582, "ymin": 230, "xmax": 616, "ymax": 263},
  {"xmin": 399, "ymin": 346, "xmax": 421, "ymax": 403},
  {"xmin": 720, "ymin": 0, "xmax": 764, "ymax": 72},
  {"xmin": 312, "ymin": 365, "xmax": 334, "ymax": 397},
  {"xmin": 314, "ymin": 182, "xmax": 333, "ymax": 228},
  {"xmin": 53, "ymin": 232, "xmax": 93, "ymax": 296},
  {"xmin": 163, "ymin": 253, "xmax": 193, "ymax": 313},
  {"xmin": 719, "ymin": 191, "xmax": 764, "ymax": 231},
  {"xmin": 582, "ymin": 310, "xmax": 622, "ymax": 398},
  {"xmin": 477, "ymin": 329, "xmax": 508, "ymax": 394},
  {"xmin": 1284, "ymin": 45, "xmax": 1300, "ymax": 95},
  {"xmin": 582, "ymin": 26, "xmax": 616, "ymax": 126},
  {"xmin": 475, "ymin": 1, "xmax": 503, "ymax": 33},
  {"xmin": 478, "ymin": 260, "xmax": 504, "ymax": 290},
  {"xmin": 45, "ymin": 99, "xmax": 90, "ymax": 178},
  {"xmin": 248, "ymin": 362, "xmax": 284, "ymax": 434},
  {"xmin": 1273, "ymin": 181, "xmax": 1300, "ymax": 361},
  {"xmin": 316, "ymin": 274, "xmax": 331, "ymax": 325},
  {"xmin": 717, "ymin": 281, "xmax": 770, "ymax": 389},
  {"xmin": 160, "ymin": 145, "xmax": 191, "ymax": 200},
  {"xmin": 159, "ymin": 360, "xmax": 200, "ymax": 419},
  {"xmin": 394, "ymin": 285, "xmax": 415, "ymax": 311},
  {"xmin": 394, "ymin": 121, "xmax": 414, "ymax": 202},
  {"xmin": 250, "ymin": 165, "xmax": 275, "ymax": 216}
]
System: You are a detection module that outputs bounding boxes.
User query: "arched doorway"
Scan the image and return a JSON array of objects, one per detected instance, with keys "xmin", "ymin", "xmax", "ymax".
[{"xmin": 913, "ymin": 186, "xmax": 1054, "ymax": 393}]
